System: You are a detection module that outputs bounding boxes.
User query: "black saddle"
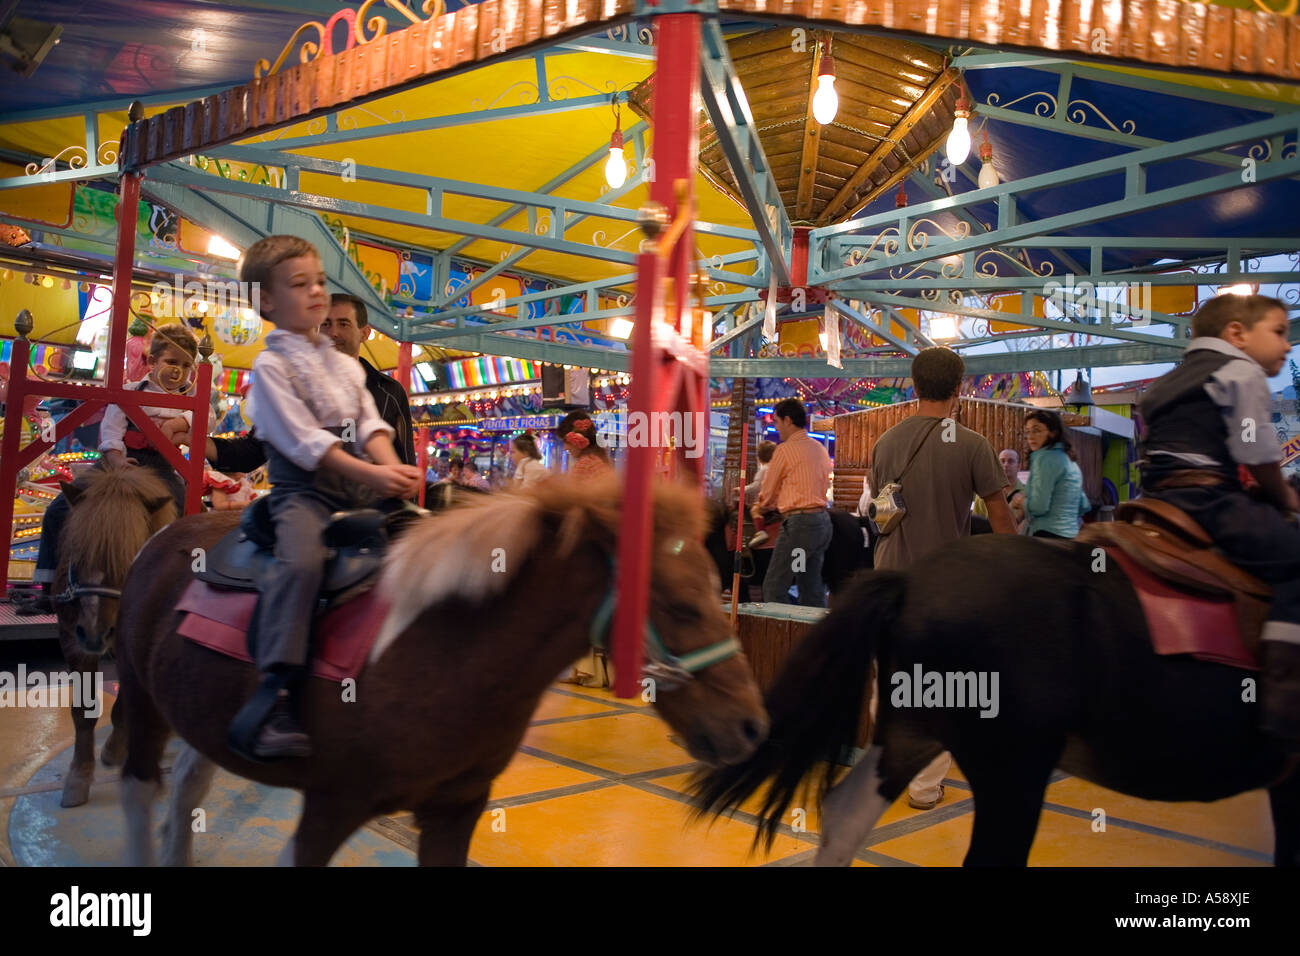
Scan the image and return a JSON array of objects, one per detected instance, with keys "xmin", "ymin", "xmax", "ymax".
[{"xmin": 195, "ymin": 495, "xmax": 387, "ymax": 596}]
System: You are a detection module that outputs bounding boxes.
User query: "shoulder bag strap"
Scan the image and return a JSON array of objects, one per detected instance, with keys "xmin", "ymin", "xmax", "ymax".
[{"xmin": 892, "ymin": 418, "xmax": 942, "ymax": 485}]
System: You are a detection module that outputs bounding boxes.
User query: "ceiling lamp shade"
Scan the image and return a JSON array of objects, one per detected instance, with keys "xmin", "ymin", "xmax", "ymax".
[
  {"xmin": 1064, "ymin": 373, "xmax": 1094, "ymax": 406},
  {"xmin": 812, "ymin": 51, "xmax": 838, "ymax": 125}
]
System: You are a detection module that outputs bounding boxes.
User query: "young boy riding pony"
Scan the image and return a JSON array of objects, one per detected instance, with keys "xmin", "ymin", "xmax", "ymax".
[
  {"xmin": 1138, "ymin": 294, "xmax": 1300, "ymax": 746},
  {"xmin": 229, "ymin": 236, "xmax": 421, "ymax": 760}
]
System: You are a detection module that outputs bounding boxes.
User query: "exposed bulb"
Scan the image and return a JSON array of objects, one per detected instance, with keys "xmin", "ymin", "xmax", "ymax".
[
  {"xmin": 978, "ymin": 158, "xmax": 999, "ymax": 189},
  {"xmin": 604, "ymin": 146, "xmax": 627, "ymax": 189},
  {"xmin": 946, "ymin": 115, "xmax": 971, "ymax": 166},
  {"xmin": 812, "ymin": 73, "xmax": 838, "ymax": 125}
]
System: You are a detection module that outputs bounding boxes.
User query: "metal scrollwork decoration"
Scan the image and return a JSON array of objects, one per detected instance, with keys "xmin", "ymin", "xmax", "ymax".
[
  {"xmin": 256, "ymin": 0, "xmax": 444, "ymax": 79},
  {"xmin": 356, "ymin": 0, "xmax": 444, "ymax": 44},
  {"xmin": 255, "ymin": 20, "xmax": 326, "ymax": 79},
  {"xmin": 340, "ymin": 106, "xmax": 408, "ymax": 130},
  {"xmin": 906, "ymin": 217, "xmax": 970, "ymax": 253},
  {"xmin": 471, "ymin": 81, "xmax": 541, "ymax": 111},
  {"xmin": 986, "ymin": 91, "xmax": 1136, "ymax": 136},
  {"xmin": 974, "ymin": 249, "xmax": 1054, "ymax": 279}
]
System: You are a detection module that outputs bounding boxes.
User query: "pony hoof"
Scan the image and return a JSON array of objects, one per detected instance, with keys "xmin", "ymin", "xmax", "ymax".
[
  {"xmin": 101, "ymin": 739, "xmax": 126, "ymax": 768},
  {"xmin": 60, "ymin": 777, "xmax": 91, "ymax": 808}
]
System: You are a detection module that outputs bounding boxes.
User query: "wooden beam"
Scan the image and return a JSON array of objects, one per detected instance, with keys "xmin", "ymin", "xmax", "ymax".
[
  {"xmin": 818, "ymin": 69, "xmax": 959, "ymax": 226},
  {"xmin": 838, "ymin": 126, "xmax": 955, "ymax": 223},
  {"xmin": 795, "ymin": 40, "xmax": 825, "ymax": 222}
]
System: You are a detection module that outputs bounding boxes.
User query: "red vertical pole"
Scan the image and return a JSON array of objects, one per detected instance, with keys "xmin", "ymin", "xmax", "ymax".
[
  {"xmin": 729, "ymin": 421, "xmax": 748, "ymax": 629},
  {"xmin": 610, "ymin": 13, "xmax": 701, "ymax": 698},
  {"xmin": 417, "ymin": 426, "xmax": 428, "ymax": 506},
  {"xmin": 106, "ymin": 173, "xmax": 141, "ymax": 393},
  {"xmin": 0, "ymin": 337, "xmax": 32, "ymax": 596},
  {"xmin": 184, "ymin": 360, "xmax": 213, "ymax": 515},
  {"xmin": 396, "ymin": 341, "xmax": 412, "ymax": 391}
]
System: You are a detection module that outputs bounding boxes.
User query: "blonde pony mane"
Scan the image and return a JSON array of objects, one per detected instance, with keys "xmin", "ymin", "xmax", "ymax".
[
  {"xmin": 59, "ymin": 467, "xmax": 177, "ymax": 585},
  {"xmin": 370, "ymin": 476, "xmax": 704, "ymax": 662}
]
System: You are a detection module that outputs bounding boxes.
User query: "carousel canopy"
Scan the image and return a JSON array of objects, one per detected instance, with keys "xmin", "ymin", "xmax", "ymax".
[{"xmin": 0, "ymin": 0, "xmax": 1297, "ymax": 379}]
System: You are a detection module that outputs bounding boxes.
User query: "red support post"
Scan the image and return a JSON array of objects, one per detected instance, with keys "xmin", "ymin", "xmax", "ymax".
[
  {"xmin": 106, "ymin": 174, "xmax": 142, "ymax": 392},
  {"xmin": 791, "ymin": 227, "xmax": 811, "ymax": 289},
  {"xmin": 417, "ymin": 426, "xmax": 428, "ymax": 507},
  {"xmin": 0, "ymin": 336, "xmax": 33, "ymax": 597},
  {"xmin": 396, "ymin": 341, "xmax": 412, "ymax": 391},
  {"xmin": 184, "ymin": 360, "xmax": 213, "ymax": 515},
  {"xmin": 610, "ymin": 12, "xmax": 702, "ymax": 698}
]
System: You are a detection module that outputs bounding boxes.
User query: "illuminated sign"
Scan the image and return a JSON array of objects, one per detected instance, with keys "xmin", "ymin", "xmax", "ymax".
[{"xmin": 479, "ymin": 415, "xmax": 563, "ymax": 432}]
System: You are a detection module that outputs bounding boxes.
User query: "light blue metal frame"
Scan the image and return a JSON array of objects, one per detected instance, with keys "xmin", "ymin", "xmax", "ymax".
[
  {"xmin": 141, "ymin": 178, "xmax": 397, "ymax": 338},
  {"xmin": 699, "ymin": 17, "xmax": 793, "ymax": 287},
  {"xmin": 812, "ymin": 111, "xmax": 1300, "ymax": 286}
]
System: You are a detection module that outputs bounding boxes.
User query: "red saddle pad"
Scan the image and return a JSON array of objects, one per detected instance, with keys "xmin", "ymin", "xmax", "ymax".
[
  {"xmin": 176, "ymin": 579, "xmax": 389, "ymax": 683},
  {"xmin": 1106, "ymin": 548, "xmax": 1258, "ymax": 670}
]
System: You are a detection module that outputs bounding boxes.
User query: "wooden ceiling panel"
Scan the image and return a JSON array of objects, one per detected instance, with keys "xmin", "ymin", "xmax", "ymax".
[{"xmin": 633, "ymin": 28, "xmax": 955, "ymax": 225}]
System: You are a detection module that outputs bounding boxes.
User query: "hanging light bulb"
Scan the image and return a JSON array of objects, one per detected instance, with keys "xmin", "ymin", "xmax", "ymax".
[
  {"xmin": 604, "ymin": 98, "xmax": 627, "ymax": 190},
  {"xmin": 977, "ymin": 128, "xmax": 998, "ymax": 189},
  {"xmin": 946, "ymin": 79, "xmax": 972, "ymax": 166},
  {"xmin": 895, "ymin": 180, "xmax": 908, "ymax": 209},
  {"xmin": 812, "ymin": 42, "xmax": 838, "ymax": 125}
]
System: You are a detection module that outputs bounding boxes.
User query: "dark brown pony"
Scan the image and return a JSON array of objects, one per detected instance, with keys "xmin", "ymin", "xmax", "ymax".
[
  {"xmin": 114, "ymin": 477, "xmax": 768, "ymax": 866},
  {"xmin": 53, "ymin": 466, "xmax": 176, "ymax": 807}
]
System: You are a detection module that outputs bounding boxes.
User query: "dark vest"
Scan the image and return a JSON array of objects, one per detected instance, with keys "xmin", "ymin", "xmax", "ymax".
[{"xmin": 1138, "ymin": 348, "xmax": 1239, "ymax": 486}]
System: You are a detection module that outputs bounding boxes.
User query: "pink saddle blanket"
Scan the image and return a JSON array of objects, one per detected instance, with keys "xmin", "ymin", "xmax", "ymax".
[{"xmin": 176, "ymin": 579, "xmax": 388, "ymax": 683}]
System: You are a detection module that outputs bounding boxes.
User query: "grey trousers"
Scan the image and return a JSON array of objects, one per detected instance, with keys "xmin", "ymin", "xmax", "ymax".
[
  {"xmin": 762, "ymin": 509, "xmax": 832, "ymax": 608},
  {"xmin": 249, "ymin": 493, "xmax": 333, "ymax": 672}
]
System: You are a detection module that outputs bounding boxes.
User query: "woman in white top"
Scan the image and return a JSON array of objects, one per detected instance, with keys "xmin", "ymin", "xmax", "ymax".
[{"xmin": 510, "ymin": 432, "xmax": 550, "ymax": 489}]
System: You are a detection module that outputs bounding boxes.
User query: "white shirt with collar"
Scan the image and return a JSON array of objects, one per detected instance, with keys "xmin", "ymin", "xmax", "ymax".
[{"xmin": 248, "ymin": 329, "xmax": 394, "ymax": 471}]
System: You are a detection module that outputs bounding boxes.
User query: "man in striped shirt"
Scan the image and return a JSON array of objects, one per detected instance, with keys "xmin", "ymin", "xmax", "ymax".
[{"xmin": 752, "ymin": 398, "xmax": 834, "ymax": 607}]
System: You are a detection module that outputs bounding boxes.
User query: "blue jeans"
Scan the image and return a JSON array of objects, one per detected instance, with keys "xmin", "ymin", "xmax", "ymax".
[{"xmin": 762, "ymin": 510, "xmax": 832, "ymax": 607}]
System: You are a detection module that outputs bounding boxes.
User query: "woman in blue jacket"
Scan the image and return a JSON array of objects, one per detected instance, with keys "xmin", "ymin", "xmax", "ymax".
[{"xmin": 1023, "ymin": 409, "xmax": 1090, "ymax": 539}]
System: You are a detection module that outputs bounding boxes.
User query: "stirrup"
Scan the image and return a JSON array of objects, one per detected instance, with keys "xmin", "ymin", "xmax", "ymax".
[{"xmin": 226, "ymin": 673, "xmax": 289, "ymax": 761}]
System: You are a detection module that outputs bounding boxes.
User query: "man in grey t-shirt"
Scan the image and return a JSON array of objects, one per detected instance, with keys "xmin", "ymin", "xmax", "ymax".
[{"xmin": 868, "ymin": 347, "xmax": 1016, "ymax": 808}]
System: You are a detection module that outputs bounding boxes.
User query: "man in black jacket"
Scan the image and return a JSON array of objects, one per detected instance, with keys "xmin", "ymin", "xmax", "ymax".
[{"xmin": 320, "ymin": 293, "xmax": 416, "ymax": 466}]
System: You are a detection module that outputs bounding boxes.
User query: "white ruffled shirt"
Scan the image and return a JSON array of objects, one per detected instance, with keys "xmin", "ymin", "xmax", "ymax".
[{"xmin": 248, "ymin": 330, "xmax": 394, "ymax": 471}]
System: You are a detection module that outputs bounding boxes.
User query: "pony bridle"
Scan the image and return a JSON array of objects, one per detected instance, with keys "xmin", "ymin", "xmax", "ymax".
[
  {"xmin": 588, "ymin": 557, "xmax": 741, "ymax": 692},
  {"xmin": 52, "ymin": 564, "xmax": 122, "ymax": 605}
]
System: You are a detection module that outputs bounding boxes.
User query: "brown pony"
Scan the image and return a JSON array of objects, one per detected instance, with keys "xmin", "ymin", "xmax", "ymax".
[
  {"xmin": 114, "ymin": 476, "xmax": 768, "ymax": 866},
  {"xmin": 53, "ymin": 466, "xmax": 177, "ymax": 807}
]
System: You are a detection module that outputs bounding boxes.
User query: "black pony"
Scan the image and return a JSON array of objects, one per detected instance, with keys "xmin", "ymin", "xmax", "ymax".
[
  {"xmin": 703, "ymin": 499, "xmax": 871, "ymax": 600},
  {"xmin": 692, "ymin": 533, "xmax": 1299, "ymax": 866}
]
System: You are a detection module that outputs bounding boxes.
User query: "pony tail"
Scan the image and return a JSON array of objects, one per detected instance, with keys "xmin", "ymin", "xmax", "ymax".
[{"xmin": 690, "ymin": 570, "xmax": 908, "ymax": 851}]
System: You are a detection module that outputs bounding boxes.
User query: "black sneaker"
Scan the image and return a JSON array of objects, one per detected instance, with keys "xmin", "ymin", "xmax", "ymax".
[
  {"xmin": 250, "ymin": 695, "xmax": 313, "ymax": 759},
  {"xmin": 1260, "ymin": 640, "xmax": 1300, "ymax": 748},
  {"xmin": 12, "ymin": 589, "xmax": 53, "ymax": 616}
]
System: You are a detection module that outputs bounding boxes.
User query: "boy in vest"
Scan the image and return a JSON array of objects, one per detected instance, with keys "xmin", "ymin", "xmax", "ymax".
[
  {"xmin": 230, "ymin": 236, "xmax": 422, "ymax": 760},
  {"xmin": 1138, "ymin": 294, "xmax": 1300, "ymax": 744}
]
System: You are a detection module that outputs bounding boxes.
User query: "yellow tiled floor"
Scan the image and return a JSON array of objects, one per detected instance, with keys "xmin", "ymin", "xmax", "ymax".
[{"xmin": 0, "ymin": 677, "xmax": 1276, "ymax": 866}]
